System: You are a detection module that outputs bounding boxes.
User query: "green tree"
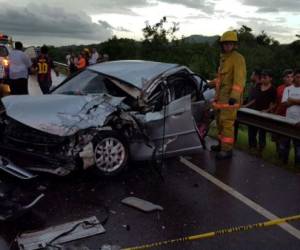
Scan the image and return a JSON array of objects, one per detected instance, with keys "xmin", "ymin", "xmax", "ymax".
[
  {"xmin": 256, "ymin": 31, "xmax": 279, "ymax": 46},
  {"xmin": 142, "ymin": 16, "xmax": 179, "ymax": 44},
  {"xmin": 237, "ymin": 25, "xmax": 256, "ymax": 46}
]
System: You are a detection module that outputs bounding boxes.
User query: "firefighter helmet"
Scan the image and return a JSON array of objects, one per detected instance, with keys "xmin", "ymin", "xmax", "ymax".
[{"xmin": 220, "ymin": 31, "xmax": 238, "ymax": 42}]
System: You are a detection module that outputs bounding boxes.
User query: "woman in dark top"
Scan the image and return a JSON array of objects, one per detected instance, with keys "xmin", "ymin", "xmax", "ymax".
[{"xmin": 249, "ymin": 70, "xmax": 276, "ymax": 152}]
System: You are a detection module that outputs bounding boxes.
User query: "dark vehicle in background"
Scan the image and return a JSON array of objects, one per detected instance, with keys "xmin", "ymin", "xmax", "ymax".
[{"xmin": 0, "ymin": 60, "xmax": 214, "ymax": 179}]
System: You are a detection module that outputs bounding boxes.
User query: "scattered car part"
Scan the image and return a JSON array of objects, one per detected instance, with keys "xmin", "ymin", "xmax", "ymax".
[
  {"xmin": 121, "ymin": 197, "xmax": 163, "ymax": 212},
  {"xmin": 17, "ymin": 216, "xmax": 105, "ymax": 250},
  {"xmin": 0, "ymin": 156, "xmax": 36, "ymax": 179}
]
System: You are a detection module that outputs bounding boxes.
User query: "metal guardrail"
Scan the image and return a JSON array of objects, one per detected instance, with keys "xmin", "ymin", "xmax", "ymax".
[
  {"xmin": 53, "ymin": 61, "xmax": 68, "ymax": 75},
  {"xmin": 237, "ymin": 108, "xmax": 300, "ymax": 140},
  {"xmin": 53, "ymin": 61, "xmax": 68, "ymax": 67}
]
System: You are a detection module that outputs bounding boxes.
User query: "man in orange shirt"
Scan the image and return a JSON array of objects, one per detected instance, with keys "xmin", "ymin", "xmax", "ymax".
[{"xmin": 76, "ymin": 52, "xmax": 86, "ymax": 70}]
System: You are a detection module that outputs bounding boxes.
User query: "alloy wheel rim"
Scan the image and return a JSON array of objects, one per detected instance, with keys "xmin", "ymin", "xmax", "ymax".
[{"xmin": 94, "ymin": 137, "xmax": 126, "ymax": 173}]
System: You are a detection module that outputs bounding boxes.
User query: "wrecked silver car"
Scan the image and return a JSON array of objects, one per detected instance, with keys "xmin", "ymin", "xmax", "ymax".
[{"xmin": 0, "ymin": 60, "xmax": 214, "ymax": 178}]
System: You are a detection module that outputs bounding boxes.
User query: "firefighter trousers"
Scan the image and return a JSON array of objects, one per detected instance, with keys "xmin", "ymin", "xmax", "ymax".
[{"xmin": 216, "ymin": 109, "xmax": 237, "ymax": 151}]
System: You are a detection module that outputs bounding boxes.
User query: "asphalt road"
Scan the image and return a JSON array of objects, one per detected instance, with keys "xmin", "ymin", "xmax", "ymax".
[{"xmin": 1, "ymin": 144, "xmax": 300, "ymax": 250}]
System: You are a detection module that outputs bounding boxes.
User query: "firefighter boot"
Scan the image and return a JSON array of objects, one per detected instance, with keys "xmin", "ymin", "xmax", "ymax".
[{"xmin": 216, "ymin": 150, "xmax": 232, "ymax": 160}]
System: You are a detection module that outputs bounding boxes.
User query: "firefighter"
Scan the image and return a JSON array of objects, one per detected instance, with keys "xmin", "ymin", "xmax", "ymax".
[{"xmin": 210, "ymin": 31, "xmax": 246, "ymax": 160}]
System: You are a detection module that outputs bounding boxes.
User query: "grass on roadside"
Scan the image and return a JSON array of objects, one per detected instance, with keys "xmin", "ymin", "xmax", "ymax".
[{"xmin": 208, "ymin": 122, "xmax": 299, "ymax": 172}]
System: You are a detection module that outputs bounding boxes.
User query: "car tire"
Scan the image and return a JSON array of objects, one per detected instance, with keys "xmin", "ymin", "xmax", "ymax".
[{"xmin": 92, "ymin": 131, "xmax": 129, "ymax": 176}]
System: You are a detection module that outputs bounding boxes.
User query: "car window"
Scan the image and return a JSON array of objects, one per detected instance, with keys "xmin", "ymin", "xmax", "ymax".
[
  {"xmin": 0, "ymin": 46, "xmax": 8, "ymax": 57},
  {"xmin": 167, "ymin": 74, "xmax": 198, "ymax": 101}
]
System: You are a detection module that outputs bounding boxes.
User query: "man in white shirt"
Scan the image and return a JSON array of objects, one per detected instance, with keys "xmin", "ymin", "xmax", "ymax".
[
  {"xmin": 88, "ymin": 48, "xmax": 99, "ymax": 65},
  {"xmin": 281, "ymin": 69, "xmax": 300, "ymax": 167},
  {"xmin": 65, "ymin": 53, "xmax": 71, "ymax": 66},
  {"xmin": 8, "ymin": 41, "xmax": 32, "ymax": 94}
]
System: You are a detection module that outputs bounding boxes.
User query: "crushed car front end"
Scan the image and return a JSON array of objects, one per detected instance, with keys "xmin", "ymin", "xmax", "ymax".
[{"xmin": 0, "ymin": 93, "xmax": 129, "ymax": 178}]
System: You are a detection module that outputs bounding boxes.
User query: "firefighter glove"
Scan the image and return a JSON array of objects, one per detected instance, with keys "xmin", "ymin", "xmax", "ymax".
[{"xmin": 228, "ymin": 98, "xmax": 237, "ymax": 105}]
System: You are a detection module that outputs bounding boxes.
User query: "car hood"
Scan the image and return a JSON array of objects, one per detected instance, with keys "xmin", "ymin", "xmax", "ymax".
[{"xmin": 2, "ymin": 94, "xmax": 124, "ymax": 136}]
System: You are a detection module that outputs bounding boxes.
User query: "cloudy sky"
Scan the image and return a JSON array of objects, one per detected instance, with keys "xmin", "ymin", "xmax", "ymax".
[{"xmin": 0, "ymin": 0, "xmax": 299, "ymax": 46}]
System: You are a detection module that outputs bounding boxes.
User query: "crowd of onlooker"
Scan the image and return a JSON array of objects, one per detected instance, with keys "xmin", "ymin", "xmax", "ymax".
[
  {"xmin": 65, "ymin": 48, "xmax": 109, "ymax": 75},
  {"xmin": 3, "ymin": 42, "xmax": 59, "ymax": 96},
  {"xmin": 1, "ymin": 44, "xmax": 109, "ymax": 97},
  {"xmin": 241, "ymin": 68, "xmax": 300, "ymax": 167}
]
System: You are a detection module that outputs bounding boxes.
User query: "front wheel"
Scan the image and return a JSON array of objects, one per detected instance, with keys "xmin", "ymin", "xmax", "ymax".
[{"xmin": 93, "ymin": 131, "xmax": 128, "ymax": 176}]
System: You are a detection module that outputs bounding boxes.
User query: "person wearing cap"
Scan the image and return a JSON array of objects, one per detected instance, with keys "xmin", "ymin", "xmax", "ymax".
[{"xmin": 210, "ymin": 30, "xmax": 246, "ymax": 160}]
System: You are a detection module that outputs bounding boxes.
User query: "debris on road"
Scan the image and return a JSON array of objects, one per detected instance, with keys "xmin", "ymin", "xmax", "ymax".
[
  {"xmin": 121, "ymin": 197, "xmax": 163, "ymax": 212},
  {"xmin": 17, "ymin": 216, "xmax": 105, "ymax": 250},
  {"xmin": 101, "ymin": 244, "xmax": 121, "ymax": 250},
  {"xmin": 37, "ymin": 185, "xmax": 47, "ymax": 191},
  {"xmin": 0, "ymin": 156, "xmax": 36, "ymax": 180},
  {"xmin": 122, "ymin": 224, "xmax": 131, "ymax": 231}
]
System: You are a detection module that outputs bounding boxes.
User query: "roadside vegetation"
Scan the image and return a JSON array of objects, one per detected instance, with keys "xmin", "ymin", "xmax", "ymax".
[
  {"xmin": 48, "ymin": 17, "xmax": 300, "ymax": 84},
  {"xmin": 209, "ymin": 123, "xmax": 298, "ymax": 172}
]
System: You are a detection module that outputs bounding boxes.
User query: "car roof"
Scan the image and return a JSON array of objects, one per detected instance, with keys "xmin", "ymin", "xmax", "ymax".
[{"xmin": 88, "ymin": 60, "xmax": 179, "ymax": 89}]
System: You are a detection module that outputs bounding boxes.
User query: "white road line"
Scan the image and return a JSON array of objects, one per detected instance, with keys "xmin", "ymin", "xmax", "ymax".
[{"xmin": 180, "ymin": 156, "xmax": 300, "ymax": 240}]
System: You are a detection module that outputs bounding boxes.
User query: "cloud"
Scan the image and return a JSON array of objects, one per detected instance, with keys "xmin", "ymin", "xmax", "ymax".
[
  {"xmin": 185, "ymin": 13, "xmax": 210, "ymax": 19},
  {"xmin": 115, "ymin": 27, "xmax": 131, "ymax": 32},
  {"xmin": 98, "ymin": 20, "xmax": 131, "ymax": 32},
  {"xmin": 78, "ymin": 0, "xmax": 150, "ymax": 14},
  {"xmin": 241, "ymin": 0, "xmax": 300, "ymax": 12},
  {"xmin": 256, "ymin": 7, "xmax": 279, "ymax": 13},
  {"xmin": 2, "ymin": 0, "xmax": 151, "ymax": 15},
  {"xmin": 0, "ymin": 3, "xmax": 113, "ymax": 43},
  {"xmin": 236, "ymin": 19, "xmax": 297, "ymax": 43},
  {"xmin": 229, "ymin": 14, "xmax": 268, "ymax": 22},
  {"xmin": 158, "ymin": 0, "xmax": 215, "ymax": 13}
]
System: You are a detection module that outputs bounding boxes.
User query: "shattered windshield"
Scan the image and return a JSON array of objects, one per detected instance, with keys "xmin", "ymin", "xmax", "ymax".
[{"xmin": 52, "ymin": 69, "xmax": 129, "ymax": 97}]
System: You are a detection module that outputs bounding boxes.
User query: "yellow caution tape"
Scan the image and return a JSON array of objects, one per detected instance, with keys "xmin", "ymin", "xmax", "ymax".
[{"xmin": 122, "ymin": 214, "xmax": 300, "ymax": 250}]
